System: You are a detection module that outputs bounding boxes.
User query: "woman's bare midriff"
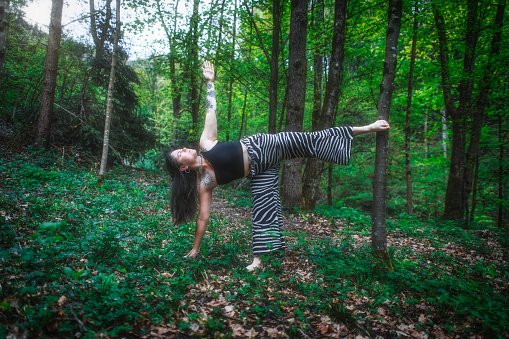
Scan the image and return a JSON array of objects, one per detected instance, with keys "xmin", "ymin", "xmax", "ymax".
[{"xmin": 241, "ymin": 142, "xmax": 249, "ymax": 178}]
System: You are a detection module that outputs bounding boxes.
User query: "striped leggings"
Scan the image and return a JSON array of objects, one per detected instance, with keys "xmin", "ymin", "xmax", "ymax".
[{"xmin": 240, "ymin": 126, "xmax": 353, "ymax": 256}]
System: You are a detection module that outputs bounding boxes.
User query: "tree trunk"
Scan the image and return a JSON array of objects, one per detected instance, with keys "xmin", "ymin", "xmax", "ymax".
[
  {"xmin": 278, "ymin": 84, "xmax": 288, "ymax": 133},
  {"xmin": 469, "ymin": 153, "xmax": 479, "ymax": 223},
  {"xmin": 302, "ymin": 0, "xmax": 324, "ymax": 211},
  {"xmin": 268, "ymin": 0, "xmax": 282, "ymax": 134},
  {"xmin": 463, "ymin": 0, "xmax": 505, "ymax": 223},
  {"xmin": 35, "ymin": 0, "xmax": 64, "ymax": 148},
  {"xmin": 372, "ymin": 0, "xmax": 402, "ymax": 253},
  {"xmin": 404, "ymin": 2, "xmax": 418, "ymax": 216},
  {"xmin": 282, "ymin": 0, "xmax": 308, "ymax": 209},
  {"xmin": 0, "ymin": 0, "xmax": 10, "ymax": 89},
  {"xmin": 327, "ymin": 165, "xmax": 333, "ymax": 205},
  {"xmin": 436, "ymin": 0, "xmax": 479, "ymax": 220},
  {"xmin": 441, "ymin": 111, "xmax": 448, "ymax": 158},
  {"xmin": 238, "ymin": 87, "xmax": 248, "ymax": 140},
  {"xmin": 498, "ymin": 114, "xmax": 504, "ymax": 229},
  {"xmin": 243, "ymin": 0, "xmax": 282, "ymax": 134},
  {"xmin": 302, "ymin": 0, "xmax": 347, "ymax": 210},
  {"xmin": 89, "ymin": 0, "xmax": 113, "ymax": 59},
  {"xmin": 154, "ymin": 0, "xmax": 183, "ymax": 145},
  {"xmin": 213, "ymin": 0, "xmax": 227, "ymax": 63},
  {"xmin": 99, "ymin": 0, "xmax": 121, "ymax": 176},
  {"xmin": 226, "ymin": 0, "xmax": 237, "ymax": 141},
  {"xmin": 188, "ymin": 0, "xmax": 201, "ymax": 149}
]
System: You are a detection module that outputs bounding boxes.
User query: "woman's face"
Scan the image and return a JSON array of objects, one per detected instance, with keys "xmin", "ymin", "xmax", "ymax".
[{"xmin": 171, "ymin": 148, "xmax": 196, "ymax": 169}]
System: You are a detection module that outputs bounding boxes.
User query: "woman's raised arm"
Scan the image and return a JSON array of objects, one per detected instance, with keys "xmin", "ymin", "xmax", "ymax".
[{"xmin": 200, "ymin": 61, "xmax": 218, "ymax": 151}]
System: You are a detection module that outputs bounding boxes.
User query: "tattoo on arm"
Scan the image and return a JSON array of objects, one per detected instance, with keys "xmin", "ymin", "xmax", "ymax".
[{"xmin": 202, "ymin": 171, "xmax": 216, "ymax": 187}]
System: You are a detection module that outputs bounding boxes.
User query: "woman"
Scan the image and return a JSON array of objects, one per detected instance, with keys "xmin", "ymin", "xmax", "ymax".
[{"xmin": 165, "ymin": 61, "xmax": 390, "ymax": 271}]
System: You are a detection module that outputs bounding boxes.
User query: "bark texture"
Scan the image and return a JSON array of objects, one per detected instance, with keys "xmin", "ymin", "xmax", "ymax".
[
  {"xmin": 154, "ymin": 0, "xmax": 183, "ymax": 145},
  {"xmin": 89, "ymin": 0, "xmax": 113, "ymax": 59},
  {"xmin": 35, "ymin": 0, "xmax": 64, "ymax": 148},
  {"xmin": 372, "ymin": 0, "xmax": 402, "ymax": 253},
  {"xmin": 282, "ymin": 0, "xmax": 308, "ymax": 209},
  {"xmin": 188, "ymin": 0, "xmax": 201, "ymax": 149},
  {"xmin": 434, "ymin": 0, "xmax": 479, "ymax": 220},
  {"xmin": 463, "ymin": 0, "xmax": 505, "ymax": 223},
  {"xmin": 404, "ymin": 2, "xmax": 418, "ymax": 216},
  {"xmin": 0, "ymin": 0, "xmax": 10, "ymax": 88},
  {"xmin": 268, "ymin": 0, "xmax": 282, "ymax": 134},
  {"xmin": 99, "ymin": 0, "xmax": 121, "ymax": 176},
  {"xmin": 302, "ymin": 0, "xmax": 347, "ymax": 210}
]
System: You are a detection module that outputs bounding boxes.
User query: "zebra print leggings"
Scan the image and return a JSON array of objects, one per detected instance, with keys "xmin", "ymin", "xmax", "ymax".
[{"xmin": 240, "ymin": 126, "xmax": 353, "ymax": 256}]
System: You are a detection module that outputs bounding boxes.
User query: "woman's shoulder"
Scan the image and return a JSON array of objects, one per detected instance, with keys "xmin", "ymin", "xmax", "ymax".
[
  {"xmin": 200, "ymin": 138, "xmax": 218, "ymax": 153},
  {"xmin": 199, "ymin": 168, "xmax": 217, "ymax": 190}
]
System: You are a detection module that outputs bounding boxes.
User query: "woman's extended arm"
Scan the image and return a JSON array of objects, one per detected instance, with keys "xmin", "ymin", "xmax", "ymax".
[
  {"xmin": 352, "ymin": 120, "xmax": 390, "ymax": 136},
  {"xmin": 200, "ymin": 61, "xmax": 218, "ymax": 151},
  {"xmin": 184, "ymin": 186, "xmax": 213, "ymax": 258}
]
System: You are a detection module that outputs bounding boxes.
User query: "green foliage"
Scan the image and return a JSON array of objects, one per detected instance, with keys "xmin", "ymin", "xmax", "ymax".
[
  {"xmin": 1, "ymin": 152, "xmax": 508, "ymax": 337},
  {"xmin": 1, "ymin": 14, "xmax": 155, "ymax": 161}
]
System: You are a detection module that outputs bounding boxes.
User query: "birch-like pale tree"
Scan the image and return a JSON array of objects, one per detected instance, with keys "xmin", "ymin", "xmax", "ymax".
[{"xmin": 99, "ymin": 0, "xmax": 121, "ymax": 176}]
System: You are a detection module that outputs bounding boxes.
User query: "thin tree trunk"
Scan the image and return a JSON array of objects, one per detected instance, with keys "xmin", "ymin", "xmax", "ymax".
[
  {"xmin": 35, "ymin": 0, "xmax": 64, "ymax": 148},
  {"xmin": 226, "ymin": 0, "xmax": 237, "ymax": 141},
  {"xmin": 238, "ymin": 87, "xmax": 248, "ymax": 140},
  {"xmin": 282, "ymin": 0, "xmax": 308, "ymax": 209},
  {"xmin": 268, "ymin": 0, "xmax": 282, "ymax": 134},
  {"xmin": 463, "ymin": 0, "xmax": 505, "ymax": 223},
  {"xmin": 327, "ymin": 106, "xmax": 340, "ymax": 206},
  {"xmin": 469, "ymin": 153, "xmax": 479, "ymax": 223},
  {"xmin": 498, "ymin": 114, "xmax": 504, "ymax": 229},
  {"xmin": 372, "ymin": 0, "xmax": 402, "ymax": 254},
  {"xmin": 404, "ymin": 2, "xmax": 418, "ymax": 216},
  {"xmin": 155, "ymin": 0, "xmax": 182, "ymax": 145},
  {"xmin": 435, "ymin": 0, "xmax": 479, "ymax": 220},
  {"xmin": 327, "ymin": 165, "xmax": 333, "ymax": 205},
  {"xmin": 99, "ymin": 0, "xmax": 121, "ymax": 176},
  {"xmin": 441, "ymin": 110, "xmax": 448, "ymax": 158},
  {"xmin": 424, "ymin": 111, "xmax": 428, "ymax": 157},
  {"xmin": 302, "ymin": 0, "xmax": 347, "ymax": 210},
  {"xmin": 0, "ymin": 0, "xmax": 10, "ymax": 90},
  {"xmin": 302, "ymin": 0, "xmax": 325, "ymax": 211},
  {"xmin": 89, "ymin": 0, "xmax": 112, "ymax": 59},
  {"xmin": 242, "ymin": 0, "xmax": 281, "ymax": 134},
  {"xmin": 213, "ymin": 0, "xmax": 227, "ymax": 63},
  {"xmin": 320, "ymin": 0, "xmax": 347, "ymax": 126},
  {"xmin": 188, "ymin": 0, "xmax": 201, "ymax": 149},
  {"xmin": 278, "ymin": 84, "xmax": 288, "ymax": 133}
]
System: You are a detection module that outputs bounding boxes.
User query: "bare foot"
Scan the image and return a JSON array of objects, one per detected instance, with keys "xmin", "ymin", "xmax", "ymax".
[{"xmin": 246, "ymin": 257, "xmax": 263, "ymax": 272}]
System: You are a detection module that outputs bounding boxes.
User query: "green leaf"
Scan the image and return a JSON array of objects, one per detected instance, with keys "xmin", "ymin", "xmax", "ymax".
[{"xmin": 63, "ymin": 267, "xmax": 74, "ymax": 277}]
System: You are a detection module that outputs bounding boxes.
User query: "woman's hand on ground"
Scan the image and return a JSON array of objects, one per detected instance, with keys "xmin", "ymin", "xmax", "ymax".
[
  {"xmin": 184, "ymin": 249, "xmax": 198, "ymax": 259},
  {"xmin": 202, "ymin": 61, "xmax": 215, "ymax": 82}
]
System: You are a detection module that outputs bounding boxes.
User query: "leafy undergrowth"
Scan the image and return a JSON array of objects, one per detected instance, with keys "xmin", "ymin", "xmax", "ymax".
[{"xmin": 1, "ymin": 150, "xmax": 508, "ymax": 338}]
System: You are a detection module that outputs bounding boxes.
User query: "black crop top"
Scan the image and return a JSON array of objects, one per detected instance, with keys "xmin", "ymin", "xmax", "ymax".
[{"xmin": 201, "ymin": 141, "xmax": 245, "ymax": 185}]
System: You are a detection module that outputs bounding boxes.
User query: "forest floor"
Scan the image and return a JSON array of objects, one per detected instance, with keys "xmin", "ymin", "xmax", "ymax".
[{"xmin": 1, "ymin": 150, "xmax": 509, "ymax": 338}]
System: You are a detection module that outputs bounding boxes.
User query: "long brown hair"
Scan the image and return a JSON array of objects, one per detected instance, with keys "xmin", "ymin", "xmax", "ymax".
[{"xmin": 164, "ymin": 150, "xmax": 198, "ymax": 225}]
